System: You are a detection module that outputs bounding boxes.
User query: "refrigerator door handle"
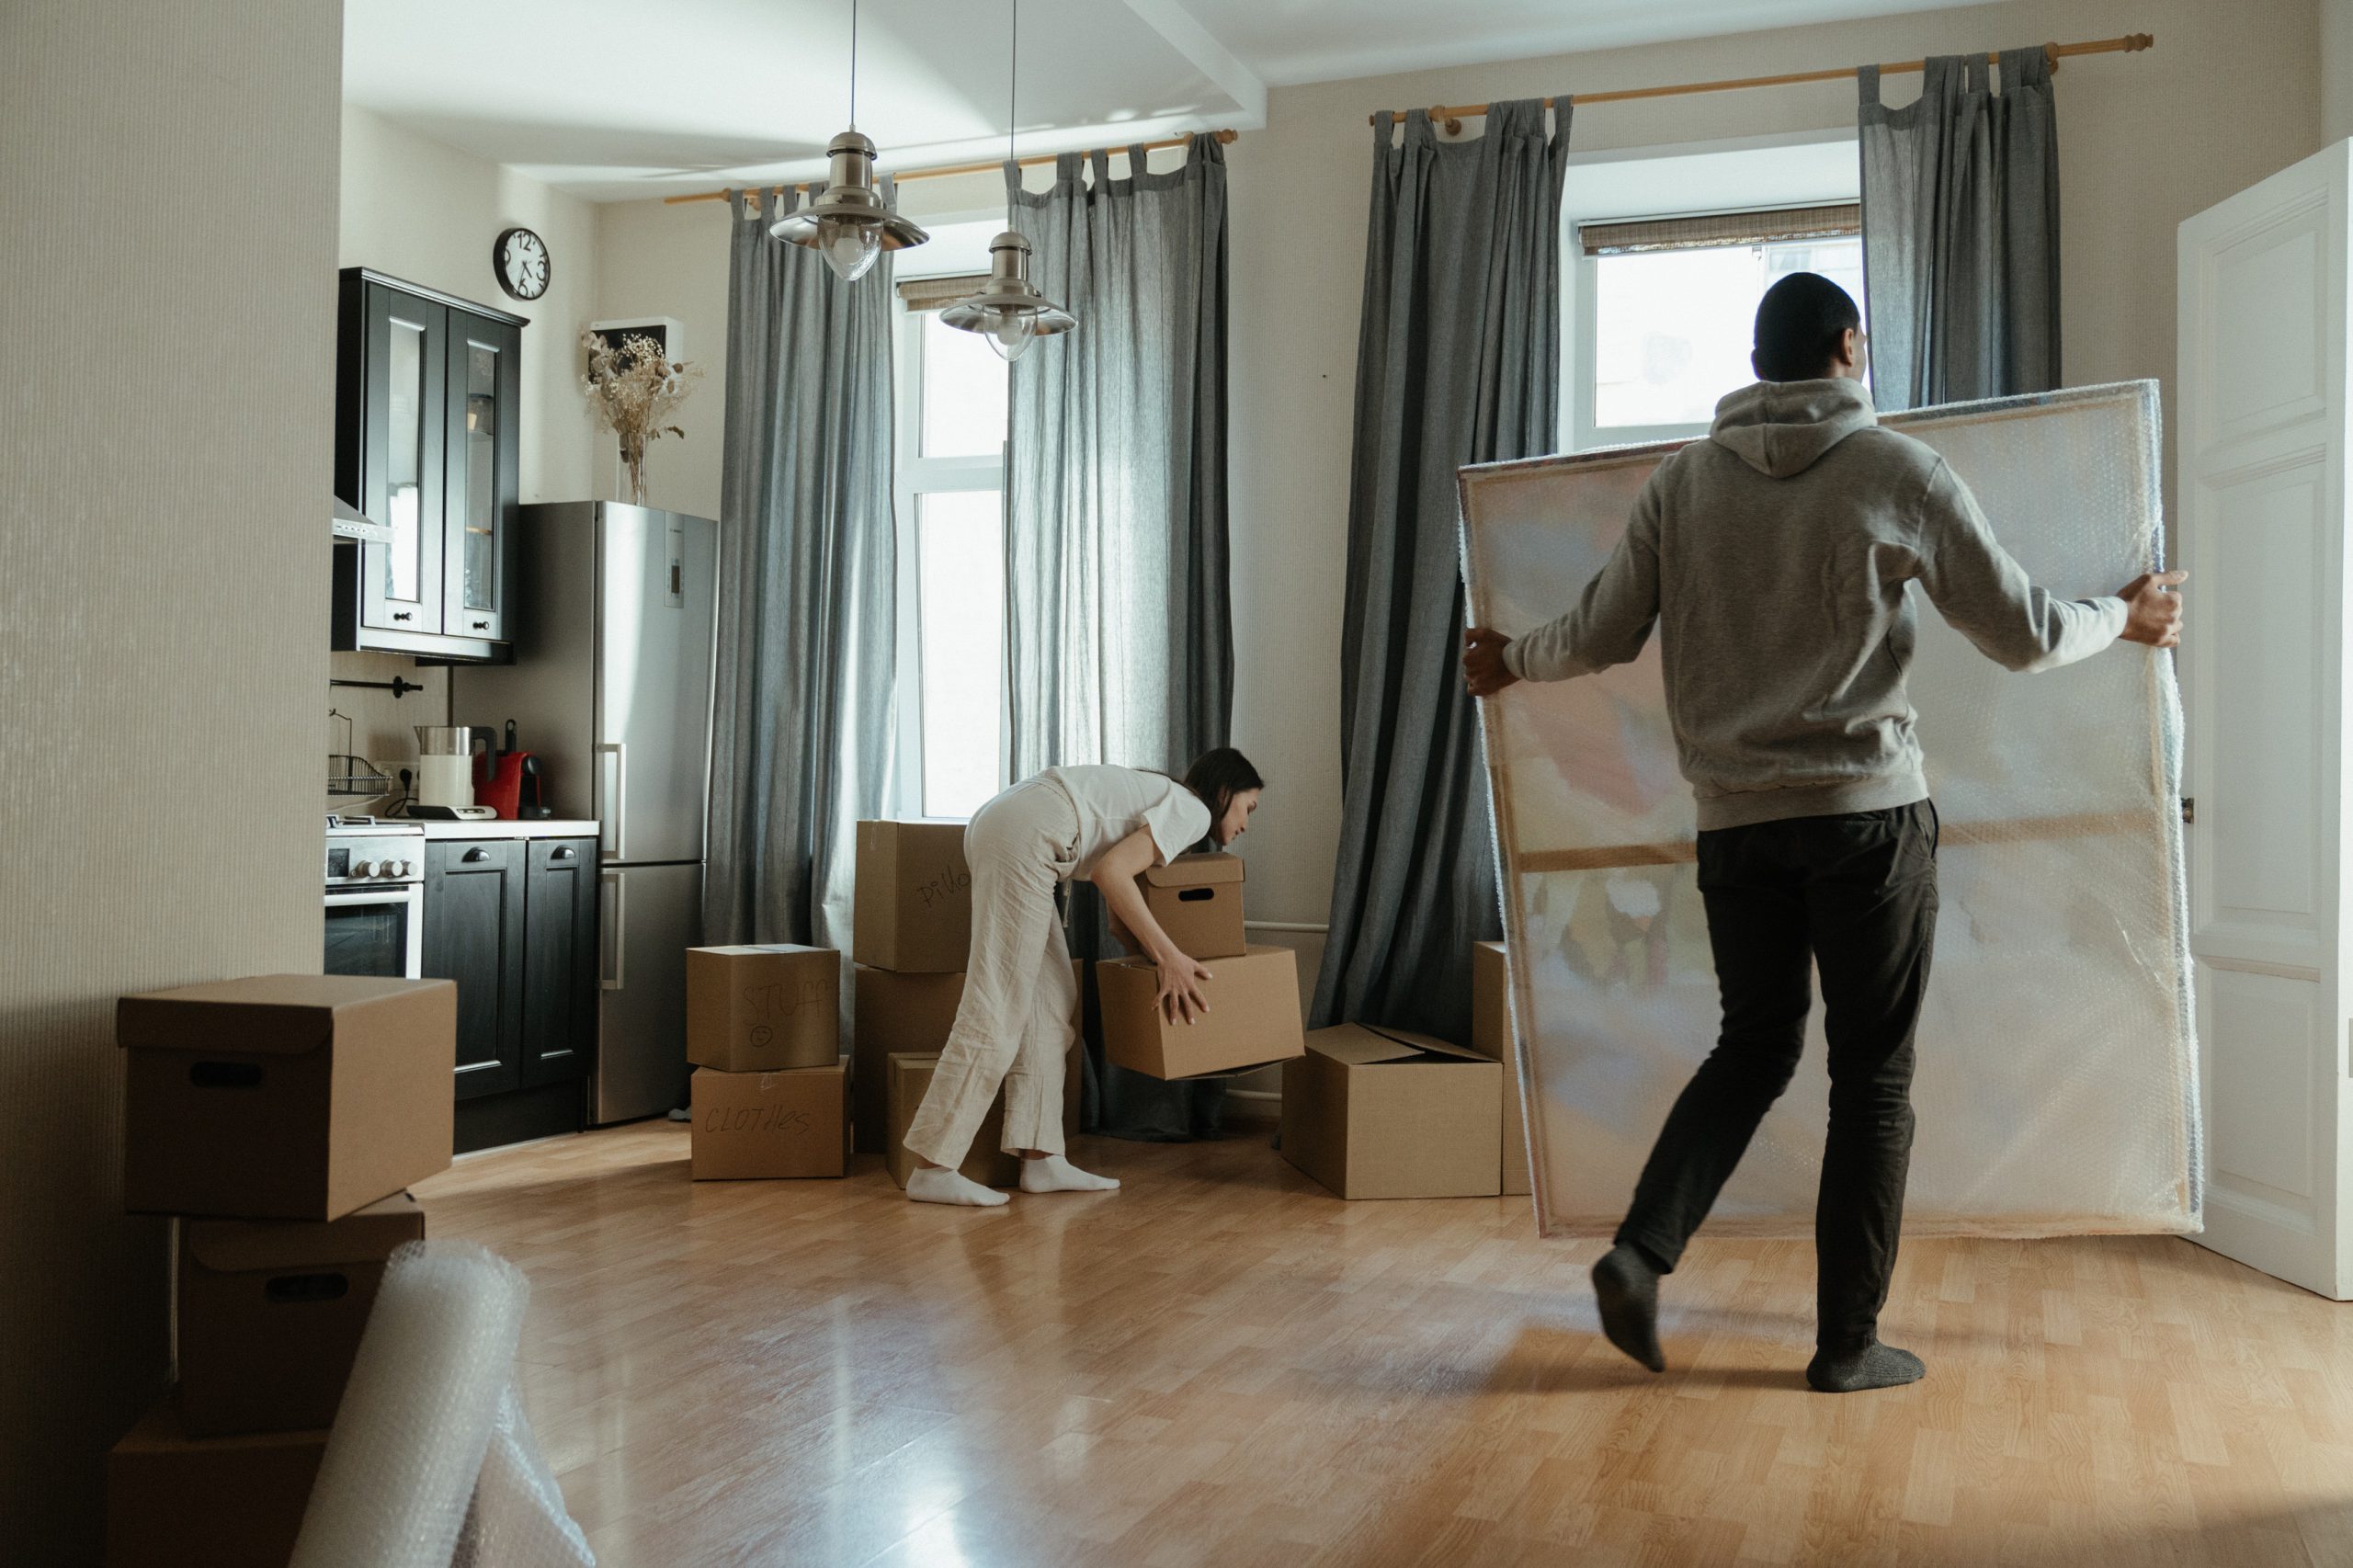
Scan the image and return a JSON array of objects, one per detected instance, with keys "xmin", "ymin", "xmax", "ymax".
[
  {"xmin": 597, "ymin": 741, "xmax": 626, "ymax": 860},
  {"xmin": 599, "ymin": 869, "xmax": 625, "ymax": 990}
]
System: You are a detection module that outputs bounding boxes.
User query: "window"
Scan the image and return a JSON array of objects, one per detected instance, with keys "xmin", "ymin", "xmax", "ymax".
[
  {"xmin": 893, "ymin": 300, "xmax": 1009, "ymax": 819},
  {"xmin": 1573, "ymin": 210, "xmax": 1867, "ymax": 450}
]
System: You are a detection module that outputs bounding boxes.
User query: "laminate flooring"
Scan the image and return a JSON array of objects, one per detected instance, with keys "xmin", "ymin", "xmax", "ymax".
[{"xmin": 413, "ymin": 1121, "xmax": 2353, "ymax": 1567}]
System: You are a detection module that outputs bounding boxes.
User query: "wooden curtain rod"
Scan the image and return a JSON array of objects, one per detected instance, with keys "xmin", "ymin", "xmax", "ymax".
[
  {"xmin": 662, "ymin": 127, "xmax": 1239, "ymax": 207},
  {"xmin": 1368, "ymin": 32, "xmax": 2153, "ymax": 131}
]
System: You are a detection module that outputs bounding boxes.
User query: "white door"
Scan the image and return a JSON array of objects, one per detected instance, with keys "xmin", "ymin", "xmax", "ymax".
[{"xmin": 2178, "ymin": 139, "xmax": 2352, "ymax": 1299}]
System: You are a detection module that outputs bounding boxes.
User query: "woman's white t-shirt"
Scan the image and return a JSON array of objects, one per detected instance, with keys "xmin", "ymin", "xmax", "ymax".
[{"xmin": 1043, "ymin": 765, "xmax": 1211, "ymax": 879}]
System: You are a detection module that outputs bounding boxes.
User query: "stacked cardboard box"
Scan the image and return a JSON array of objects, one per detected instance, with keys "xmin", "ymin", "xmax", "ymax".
[
  {"xmin": 1281, "ymin": 1023, "xmax": 1502, "ymax": 1199},
  {"xmin": 108, "ymin": 974, "xmax": 457, "ymax": 1566},
  {"xmin": 1470, "ymin": 941, "xmax": 1532, "ymax": 1198},
  {"xmin": 1097, "ymin": 853, "xmax": 1304, "ymax": 1080},
  {"xmin": 850, "ymin": 821, "xmax": 974, "ymax": 1156},
  {"xmin": 686, "ymin": 944, "xmax": 847, "ymax": 1178}
]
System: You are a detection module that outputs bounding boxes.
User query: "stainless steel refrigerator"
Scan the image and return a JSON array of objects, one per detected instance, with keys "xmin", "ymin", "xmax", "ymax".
[{"xmin": 451, "ymin": 501, "xmax": 717, "ymax": 1123}]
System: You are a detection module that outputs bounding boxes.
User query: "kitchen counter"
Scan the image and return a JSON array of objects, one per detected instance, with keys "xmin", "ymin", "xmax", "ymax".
[{"xmin": 412, "ymin": 818, "xmax": 600, "ymax": 840}]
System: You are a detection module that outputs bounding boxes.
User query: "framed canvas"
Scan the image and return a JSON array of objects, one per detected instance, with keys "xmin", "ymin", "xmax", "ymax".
[{"xmin": 1461, "ymin": 381, "xmax": 2199, "ymax": 1238}]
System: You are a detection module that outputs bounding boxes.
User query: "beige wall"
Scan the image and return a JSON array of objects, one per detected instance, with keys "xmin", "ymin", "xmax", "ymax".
[
  {"xmin": 0, "ymin": 1, "xmax": 341, "ymax": 1557},
  {"xmin": 333, "ymin": 106, "xmax": 606, "ymax": 791},
  {"xmin": 2327, "ymin": 0, "xmax": 2353, "ymax": 144},
  {"xmin": 584, "ymin": 0, "xmax": 2325, "ymax": 936}
]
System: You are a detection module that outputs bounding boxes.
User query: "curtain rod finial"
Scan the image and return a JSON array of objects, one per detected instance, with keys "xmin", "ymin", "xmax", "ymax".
[{"xmin": 2125, "ymin": 32, "xmax": 2153, "ymax": 51}]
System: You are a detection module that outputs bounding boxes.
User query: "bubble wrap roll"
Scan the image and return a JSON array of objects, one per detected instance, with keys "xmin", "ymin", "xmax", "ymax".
[
  {"xmin": 1461, "ymin": 381, "xmax": 2200, "ymax": 1239},
  {"xmin": 290, "ymin": 1241, "xmax": 537, "ymax": 1568}
]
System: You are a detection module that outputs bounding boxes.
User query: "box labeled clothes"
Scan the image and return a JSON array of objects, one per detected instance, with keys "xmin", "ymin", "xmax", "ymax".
[{"xmin": 689, "ymin": 1062, "xmax": 847, "ymax": 1179}]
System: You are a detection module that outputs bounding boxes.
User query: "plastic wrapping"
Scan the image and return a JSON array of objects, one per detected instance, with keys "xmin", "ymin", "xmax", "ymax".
[
  {"xmin": 291, "ymin": 1241, "xmax": 594, "ymax": 1568},
  {"xmin": 1461, "ymin": 381, "xmax": 2199, "ymax": 1239}
]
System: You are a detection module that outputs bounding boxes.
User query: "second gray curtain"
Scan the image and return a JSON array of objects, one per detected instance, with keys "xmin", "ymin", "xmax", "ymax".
[
  {"xmin": 1313, "ymin": 101, "xmax": 1568, "ymax": 1043},
  {"xmin": 704, "ymin": 186, "xmax": 898, "ymax": 953},
  {"xmin": 1859, "ymin": 50, "xmax": 2061, "ymax": 411},
  {"xmin": 1006, "ymin": 134, "xmax": 1232, "ymax": 1141}
]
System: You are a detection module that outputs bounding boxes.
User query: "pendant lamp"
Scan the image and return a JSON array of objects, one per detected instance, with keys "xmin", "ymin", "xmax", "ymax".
[
  {"xmin": 941, "ymin": 0, "xmax": 1074, "ymax": 360},
  {"xmin": 770, "ymin": 0, "xmax": 927, "ymax": 281}
]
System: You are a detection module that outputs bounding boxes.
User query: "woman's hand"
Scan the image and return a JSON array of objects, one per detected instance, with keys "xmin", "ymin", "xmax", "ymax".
[{"xmin": 1156, "ymin": 952, "xmax": 1213, "ymax": 1025}]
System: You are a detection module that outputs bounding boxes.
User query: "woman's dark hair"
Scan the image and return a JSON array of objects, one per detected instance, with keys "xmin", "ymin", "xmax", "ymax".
[
  {"xmin": 1753, "ymin": 271, "xmax": 1862, "ymax": 382},
  {"xmin": 1180, "ymin": 746, "xmax": 1264, "ymax": 826}
]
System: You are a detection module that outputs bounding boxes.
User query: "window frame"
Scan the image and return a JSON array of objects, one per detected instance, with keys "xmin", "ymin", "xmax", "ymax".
[{"xmin": 891, "ymin": 300, "xmax": 1010, "ymax": 822}]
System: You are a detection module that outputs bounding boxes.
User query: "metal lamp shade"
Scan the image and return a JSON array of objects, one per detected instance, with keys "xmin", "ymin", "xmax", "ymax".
[
  {"xmin": 769, "ymin": 129, "xmax": 928, "ymax": 281},
  {"xmin": 940, "ymin": 230, "xmax": 1074, "ymax": 359}
]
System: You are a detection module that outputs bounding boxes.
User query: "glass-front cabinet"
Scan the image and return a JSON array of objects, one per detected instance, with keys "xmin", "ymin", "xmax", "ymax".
[{"xmin": 334, "ymin": 268, "xmax": 524, "ymax": 659}]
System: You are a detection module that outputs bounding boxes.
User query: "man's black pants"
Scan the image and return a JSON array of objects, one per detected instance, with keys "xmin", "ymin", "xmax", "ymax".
[{"xmin": 1614, "ymin": 801, "xmax": 1939, "ymax": 1353}]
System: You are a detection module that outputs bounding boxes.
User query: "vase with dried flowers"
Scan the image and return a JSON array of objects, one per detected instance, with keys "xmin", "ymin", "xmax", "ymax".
[{"xmin": 581, "ymin": 330, "xmax": 703, "ymax": 506}]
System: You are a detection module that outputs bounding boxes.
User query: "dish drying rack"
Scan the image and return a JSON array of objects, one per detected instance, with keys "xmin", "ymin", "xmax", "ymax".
[{"xmin": 327, "ymin": 708, "xmax": 394, "ymax": 798}]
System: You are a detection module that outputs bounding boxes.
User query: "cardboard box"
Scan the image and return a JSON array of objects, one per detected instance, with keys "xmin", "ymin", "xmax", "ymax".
[
  {"xmin": 1281, "ymin": 1024, "xmax": 1503, "ymax": 1199},
  {"xmin": 1097, "ymin": 945, "xmax": 1305, "ymax": 1081},
  {"xmin": 1140, "ymin": 852, "xmax": 1248, "ymax": 959},
  {"xmin": 851, "ymin": 961, "xmax": 1084, "ymax": 1153},
  {"xmin": 1471, "ymin": 941, "xmax": 1531, "ymax": 1197},
  {"xmin": 886, "ymin": 1051, "xmax": 1019, "ymax": 1189},
  {"xmin": 106, "ymin": 1393, "xmax": 326, "ymax": 1568},
  {"xmin": 688, "ymin": 944, "xmax": 841, "ymax": 1072},
  {"xmin": 177, "ymin": 1191, "xmax": 425, "ymax": 1438},
  {"xmin": 118, "ymin": 974, "xmax": 456, "ymax": 1221},
  {"xmin": 690, "ymin": 1062, "xmax": 847, "ymax": 1179},
  {"xmin": 854, "ymin": 820, "xmax": 972, "ymax": 972}
]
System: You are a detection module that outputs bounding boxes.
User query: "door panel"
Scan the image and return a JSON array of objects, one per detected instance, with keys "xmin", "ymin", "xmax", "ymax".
[
  {"xmin": 443, "ymin": 312, "xmax": 521, "ymax": 642},
  {"xmin": 521, "ymin": 837, "xmax": 597, "ymax": 1088},
  {"xmin": 361, "ymin": 285, "xmax": 445, "ymax": 635},
  {"xmin": 595, "ymin": 860, "xmax": 700, "ymax": 1123},
  {"xmin": 2180, "ymin": 139, "xmax": 2351, "ymax": 1298},
  {"xmin": 423, "ymin": 839, "xmax": 526, "ymax": 1099},
  {"xmin": 597, "ymin": 506, "xmax": 716, "ymax": 865}
]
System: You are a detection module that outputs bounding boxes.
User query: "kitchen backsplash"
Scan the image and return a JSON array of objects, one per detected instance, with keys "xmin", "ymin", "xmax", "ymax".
[{"xmin": 326, "ymin": 649, "xmax": 449, "ymax": 816}]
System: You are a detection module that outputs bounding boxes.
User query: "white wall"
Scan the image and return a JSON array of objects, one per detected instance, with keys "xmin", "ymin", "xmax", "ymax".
[
  {"xmin": 2326, "ymin": 0, "xmax": 2353, "ymax": 145},
  {"xmin": 585, "ymin": 0, "xmax": 2325, "ymax": 940},
  {"xmin": 333, "ymin": 106, "xmax": 606, "ymax": 788},
  {"xmin": 0, "ymin": 2, "xmax": 341, "ymax": 1557}
]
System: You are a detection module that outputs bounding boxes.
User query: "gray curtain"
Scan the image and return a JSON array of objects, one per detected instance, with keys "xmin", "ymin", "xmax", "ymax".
[
  {"xmin": 1859, "ymin": 50, "xmax": 2060, "ymax": 411},
  {"xmin": 1006, "ymin": 135, "xmax": 1232, "ymax": 1140},
  {"xmin": 704, "ymin": 185, "xmax": 897, "ymax": 954},
  {"xmin": 1313, "ymin": 100, "xmax": 1567, "ymax": 1044}
]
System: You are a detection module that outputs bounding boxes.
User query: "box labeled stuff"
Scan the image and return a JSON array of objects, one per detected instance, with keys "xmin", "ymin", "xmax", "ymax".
[
  {"xmin": 688, "ymin": 944, "xmax": 841, "ymax": 1073},
  {"xmin": 118, "ymin": 974, "xmax": 456, "ymax": 1221},
  {"xmin": 1281, "ymin": 1024, "xmax": 1502, "ymax": 1199},
  {"xmin": 854, "ymin": 820, "xmax": 972, "ymax": 973},
  {"xmin": 177, "ymin": 1191, "xmax": 426, "ymax": 1438},
  {"xmin": 1140, "ymin": 852, "xmax": 1247, "ymax": 960},
  {"xmin": 1097, "ymin": 944, "xmax": 1305, "ymax": 1081},
  {"xmin": 1471, "ymin": 941, "xmax": 1530, "ymax": 1198},
  {"xmin": 106, "ymin": 1393, "xmax": 327, "ymax": 1568},
  {"xmin": 691, "ymin": 1062, "xmax": 848, "ymax": 1180}
]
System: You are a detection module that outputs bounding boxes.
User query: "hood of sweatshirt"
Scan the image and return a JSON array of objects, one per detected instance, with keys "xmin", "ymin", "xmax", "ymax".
[{"xmin": 1708, "ymin": 378, "xmax": 1878, "ymax": 479}]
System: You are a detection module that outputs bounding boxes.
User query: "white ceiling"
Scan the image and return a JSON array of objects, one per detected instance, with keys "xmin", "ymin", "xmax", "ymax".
[{"xmin": 342, "ymin": 0, "xmax": 1967, "ymax": 202}]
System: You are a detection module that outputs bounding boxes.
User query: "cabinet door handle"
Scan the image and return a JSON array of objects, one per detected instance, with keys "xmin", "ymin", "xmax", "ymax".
[
  {"xmin": 599, "ymin": 870, "xmax": 625, "ymax": 991},
  {"xmin": 472, "ymin": 619, "xmax": 489, "ymax": 631},
  {"xmin": 462, "ymin": 846, "xmax": 491, "ymax": 863},
  {"xmin": 392, "ymin": 611, "xmax": 414, "ymax": 622},
  {"xmin": 551, "ymin": 846, "xmax": 574, "ymax": 862}
]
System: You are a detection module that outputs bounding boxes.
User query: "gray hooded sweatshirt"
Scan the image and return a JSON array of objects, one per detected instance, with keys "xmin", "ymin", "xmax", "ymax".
[{"xmin": 1504, "ymin": 379, "xmax": 2127, "ymax": 831}]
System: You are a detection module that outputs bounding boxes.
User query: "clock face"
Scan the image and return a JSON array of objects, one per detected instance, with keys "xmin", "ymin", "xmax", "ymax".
[{"xmin": 494, "ymin": 227, "xmax": 550, "ymax": 301}]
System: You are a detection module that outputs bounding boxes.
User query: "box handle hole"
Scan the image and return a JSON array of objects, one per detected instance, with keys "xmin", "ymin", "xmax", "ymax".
[
  {"xmin": 188, "ymin": 1062, "xmax": 263, "ymax": 1089},
  {"xmin": 264, "ymin": 1271, "xmax": 352, "ymax": 1304},
  {"xmin": 1176, "ymin": 888, "xmax": 1215, "ymax": 903}
]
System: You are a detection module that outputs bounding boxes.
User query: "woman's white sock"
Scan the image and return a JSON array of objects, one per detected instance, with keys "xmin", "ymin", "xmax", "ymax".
[
  {"xmin": 1018, "ymin": 1154, "xmax": 1120, "ymax": 1194},
  {"xmin": 905, "ymin": 1166, "xmax": 1009, "ymax": 1207}
]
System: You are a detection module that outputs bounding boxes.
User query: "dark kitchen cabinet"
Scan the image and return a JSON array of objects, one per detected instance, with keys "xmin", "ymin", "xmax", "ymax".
[
  {"xmin": 426, "ymin": 835, "xmax": 600, "ymax": 1153},
  {"xmin": 424, "ymin": 838, "xmax": 528, "ymax": 1100},
  {"xmin": 334, "ymin": 268, "xmax": 525, "ymax": 662}
]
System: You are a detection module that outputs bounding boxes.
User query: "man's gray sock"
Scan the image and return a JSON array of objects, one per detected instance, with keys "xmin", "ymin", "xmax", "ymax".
[
  {"xmin": 1805, "ymin": 1340, "xmax": 1925, "ymax": 1392},
  {"xmin": 1591, "ymin": 1244, "xmax": 1665, "ymax": 1373}
]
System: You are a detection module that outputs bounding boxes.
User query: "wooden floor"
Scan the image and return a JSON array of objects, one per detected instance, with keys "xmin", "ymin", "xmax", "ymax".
[{"xmin": 415, "ymin": 1122, "xmax": 2353, "ymax": 1567}]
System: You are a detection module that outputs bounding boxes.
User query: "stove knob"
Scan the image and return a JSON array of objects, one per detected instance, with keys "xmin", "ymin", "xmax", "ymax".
[
  {"xmin": 381, "ymin": 859, "xmax": 408, "ymax": 879},
  {"xmin": 352, "ymin": 860, "xmax": 378, "ymax": 879}
]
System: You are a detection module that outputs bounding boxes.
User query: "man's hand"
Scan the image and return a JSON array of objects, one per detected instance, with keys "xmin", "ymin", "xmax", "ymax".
[
  {"xmin": 1463, "ymin": 628, "xmax": 1520, "ymax": 698},
  {"xmin": 2118, "ymin": 570, "xmax": 2187, "ymax": 649},
  {"xmin": 1156, "ymin": 952, "xmax": 1212, "ymax": 1026}
]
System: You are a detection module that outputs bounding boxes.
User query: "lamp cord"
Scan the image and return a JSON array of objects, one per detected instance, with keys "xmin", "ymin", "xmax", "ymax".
[
  {"xmin": 1006, "ymin": 0, "xmax": 1017, "ymax": 221},
  {"xmin": 849, "ymin": 0, "xmax": 859, "ymax": 130}
]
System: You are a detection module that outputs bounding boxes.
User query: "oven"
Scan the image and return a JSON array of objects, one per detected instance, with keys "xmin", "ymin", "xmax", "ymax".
[{"xmin": 324, "ymin": 819, "xmax": 426, "ymax": 980}]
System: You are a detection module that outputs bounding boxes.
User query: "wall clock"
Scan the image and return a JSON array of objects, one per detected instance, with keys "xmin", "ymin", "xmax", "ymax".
[{"xmin": 493, "ymin": 227, "xmax": 550, "ymax": 301}]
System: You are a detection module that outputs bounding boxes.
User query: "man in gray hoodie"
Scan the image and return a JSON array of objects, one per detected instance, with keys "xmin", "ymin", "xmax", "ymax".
[{"xmin": 1462, "ymin": 273, "xmax": 2184, "ymax": 1392}]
